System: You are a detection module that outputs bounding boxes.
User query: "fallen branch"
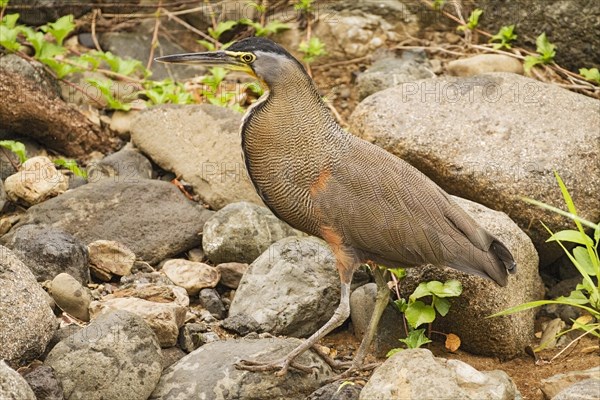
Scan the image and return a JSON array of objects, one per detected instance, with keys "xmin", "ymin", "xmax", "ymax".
[{"xmin": 0, "ymin": 55, "xmax": 121, "ymax": 159}]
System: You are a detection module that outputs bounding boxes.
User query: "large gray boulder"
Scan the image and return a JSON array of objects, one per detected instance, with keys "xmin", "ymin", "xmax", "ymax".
[
  {"xmin": 202, "ymin": 201, "xmax": 304, "ymax": 264},
  {"xmin": 0, "ymin": 360, "xmax": 36, "ymax": 400},
  {"xmin": 2, "ymin": 179, "xmax": 214, "ymax": 264},
  {"xmin": 400, "ymin": 196, "xmax": 544, "ymax": 358},
  {"xmin": 150, "ymin": 338, "xmax": 334, "ymax": 400},
  {"xmin": 351, "ymin": 73, "xmax": 600, "ymax": 266},
  {"xmin": 45, "ymin": 310, "xmax": 163, "ymax": 400},
  {"xmin": 360, "ymin": 349, "xmax": 519, "ymax": 400},
  {"xmin": 228, "ymin": 236, "xmax": 339, "ymax": 337},
  {"xmin": 131, "ymin": 105, "xmax": 263, "ymax": 209},
  {"xmin": 3, "ymin": 225, "xmax": 90, "ymax": 284},
  {"xmin": 0, "ymin": 246, "xmax": 57, "ymax": 367}
]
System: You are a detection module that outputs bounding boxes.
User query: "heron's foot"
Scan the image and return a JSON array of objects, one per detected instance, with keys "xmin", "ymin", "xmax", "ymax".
[
  {"xmin": 323, "ymin": 361, "xmax": 382, "ymax": 384},
  {"xmin": 235, "ymin": 357, "xmax": 316, "ymax": 376}
]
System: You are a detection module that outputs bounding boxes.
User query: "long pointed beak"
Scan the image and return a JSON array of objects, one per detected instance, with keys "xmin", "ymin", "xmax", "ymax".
[{"xmin": 155, "ymin": 51, "xmax": 243, "ymax": 68}]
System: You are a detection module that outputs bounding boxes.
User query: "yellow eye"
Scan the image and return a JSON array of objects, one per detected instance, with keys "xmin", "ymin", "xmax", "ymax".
[{"xmin": 240, "ymin": 53, "xmax": 255, "ymax": 63}]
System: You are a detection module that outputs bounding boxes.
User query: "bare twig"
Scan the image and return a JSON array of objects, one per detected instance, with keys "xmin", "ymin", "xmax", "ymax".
[
  {"xmin": 205, "ymin": 0, "xmax": 217, "ymax": 30},
  {"xmin": 0, "ymin": 147, "xmax": 19, "ymax": 172},
  {"xmin": 549, "ymin": 329, "xmax": 591, "ymax": 363},
  {"xmin": 325, "ymin": 99, "xmax": 346, "ymax": 127},
  {"xmin": 394, "ymin": 45, "xmax": 467, "ymax": 57},
  {"xmin": 260, "ymin": 0, "xmax": 268, "ymax": 27},
  {"xmin": 90, "ymin": 9, "xmax": 102, "ymax": 52},
  {"xmin": 160, "ymin": 7, "xmax": 218, "ymax": 45},
  {"xmin": 147, "ymin": 2, "xmax": 163, "ymax": 70},
  {"xmin": 312, "ymin": 56, "xmax": 371, "ymax": 70}
]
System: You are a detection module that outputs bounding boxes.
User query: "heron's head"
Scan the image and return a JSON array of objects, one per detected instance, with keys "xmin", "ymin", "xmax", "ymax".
[{"xmin": 155, "ymin": 37, "xmax": 305, "ymax": 89}]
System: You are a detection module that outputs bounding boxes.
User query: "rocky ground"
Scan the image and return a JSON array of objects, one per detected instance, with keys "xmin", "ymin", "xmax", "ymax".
[{"xmin": 1, "ymin": 1, "xmax": 600, "ymax": 400}]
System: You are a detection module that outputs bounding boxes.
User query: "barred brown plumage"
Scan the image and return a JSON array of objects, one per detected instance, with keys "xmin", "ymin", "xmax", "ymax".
[{"xmin": 156, "ymin": 37, "xmax": 517, "ymax": 377}]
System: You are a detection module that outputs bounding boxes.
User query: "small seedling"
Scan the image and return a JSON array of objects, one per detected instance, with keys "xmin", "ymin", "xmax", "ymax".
[
  {"xmin": 85, "ymin": 78, "xmax": 132, "ymax": 111},
  {"xmin": 523, "ymin": 33, "xmax": 556, "ymax": 74},
  {"xmin": 457, "ymin": 8, "xmax": 483, "ymax": 32},
  {"xmin": 387, "ymin": 271, "xmax": 462, "ymax": 354},
  {"xmin": 579, "ymin": 68, "xmax": 600, "ymax": 85},
  {"xmin": 40, "ymin": 14, "xmax": 75, "ymax": 46},
  {"xmin": 0, "ymin": 140, "xmax": 27, "ymax": 163},
  {"xmin": 143, "ymin": 79, "xmax": 193, "ymax": 105},
  {"xmin": 294, "ymin": 0, "xmax": 316, "ymax": 13},
  {"xmin": 298, "ymin": 37, "xmax": 327, "ymax": 63},
  {"xmin": 0, "ymin": 13, "xmax": 22, "ymax": 51},
  {"xmin": 239, "ymin": 18, "xmax": 289, "ymax": 37},
  {"xmin": 54, "ymin": 158, "xmax": 87, "ymax": 179},
  {"xmin": 489, "ymin": 25, "xmax": 517, "ymax": 50}
]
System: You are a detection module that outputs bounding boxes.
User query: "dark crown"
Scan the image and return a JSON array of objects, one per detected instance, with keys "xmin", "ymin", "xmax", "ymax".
[{"xmin": 228, "ymin": 37, "xmax": 291, "ymax": 57}]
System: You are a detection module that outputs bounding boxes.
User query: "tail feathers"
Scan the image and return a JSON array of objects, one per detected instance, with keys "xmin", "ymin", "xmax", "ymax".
[
  {"xmin": 491, "ymin": 239, "xmax": 517, "ymax": 274},
  {"xmin": 444, "ymin": 235, "xmax": 516, "ymax": 287}
]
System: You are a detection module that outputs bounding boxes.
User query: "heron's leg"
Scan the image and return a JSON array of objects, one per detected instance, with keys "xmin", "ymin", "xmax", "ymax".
[
  {"xmin": 235, "ymin": 261, "xmax": 355, "ymax": 376},
  {"xmin": 320, "ymin": 265, "xmax": 390, "ymax": 379},
  {"xmin": 350, "ymin": 266, "xmax": 390, "ymax": 368}
]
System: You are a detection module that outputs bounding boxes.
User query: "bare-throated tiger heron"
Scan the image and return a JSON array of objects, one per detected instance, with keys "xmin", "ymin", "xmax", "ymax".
[{"xmin": 156, "ymin": 37, "xmax": 517, "ymax": 376}]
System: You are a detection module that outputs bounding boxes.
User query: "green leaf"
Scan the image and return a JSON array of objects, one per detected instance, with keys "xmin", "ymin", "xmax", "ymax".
[
  {"xmin": 393, "ymin": 298, "xmax": 408, "ymax": 313},
  {"xmin": 389, "ymin": 267, "xmax": 406, "ymax": 280},
  {"xmin": 579, "ymin": 68, "xmax": 600, "ymax": 85},
  {"xmin": 522, "ymin": 197, "xmax": 597, "ymax": 230},
  {"xmin": 489, "ymin": 25, "xmax": 517, "ymax": 50},
  {"xmin": 294, "ymin": 0, "xmax": 316, "ymax": 13},
  {"xmin": 40, "ymin": 57, "xmax": 80, "ymax": 78},
  {"xmin": 86, "ymin": 78, "xmax": 131, "ymax": 111},
  {"xmin": 0, "ymin": 24, "xmax": 21, "ymax": 52},
  {"xmin": 298, "ymin": 37, "xmax": 327, "ymax": 63},
  {"xmin": 255, "ymin": 20, "xmax": 289, "ymax": 37},
  {"xmin": 245, "ymin": 80, "xmax": 264, "ymax": 96},
  {"xmin": 92, "ymin": 51, "xmax": 147, "ymax": 77},
  {"xmin": 398, "ymin": 329, "xmax": 432, "ymax": 349},
  {"xmin": 489, "ymin": 299, "xmax": 598, "ymax": 318},
  {"xmin": 208, "ymin": 20, "xmax": 238, "ymax": 40},
  {"xmin": 197, "ymin": 39, "xmax": 217, "ymax": 51},
  {"xmin": 41, "ymin": 14, "xmax": 75, "ymax": 46},
  {"xmin": 547, "ymin": 230, "xmax": 594, "ymax": 246},
  {"xmin": 405, "ymin": 300, "xmax": 435, "ymax": 328},
  {"xmin": 1, "ymin": 13, "xmax": 20, "ymax": 29},
  {"xmin": 573, "ymin": 247, "xmax": 596, "ymax": 276},
  {"xmin": 458, "ymin": 8, "xmax": 483, "ymax": 31},
  {"xmin": 429, "ymin": 279, "xmax": 462, "ymax": 298},
  {"xmin": 386, "ymin": 347, "xmax": 403, "ymax": 357},
  {"xmin": 557, "ymin": 289, "xmax": 590, "ymax": 305},
  {"xmin": 143, "ymin": 79, "xmax": 193, "ymax": 105},
  {"xmin": 409, "ymin": 282, "xmax": 432, "ymax": 301},
  {"xmin": 0, "ymin": 140, "xmax": 27, "ymax": 163},
  {"xmin": 523, "ymin": 55, "xmax": 543, "ymax": 74},
  {"xmin": 21, "ymin": 28, "xmax": 66, "ymax": 59},
  {"xmin": 247, "ymin": 1, "xmax": 266, "ymax": 13},
  {"xmin": 53, "ymin": 158, "xmax": 87, "ymax": 179},
  {"xmin": 433, "ymin": 297, "xmax": 450, "ymax": 316},
  {"xmin": 536, "ymin": 32, "xmax": 556, "ymax": 61},
  {"xmin": 0, "ymin": 0, "xmax": 10, "ymax": 8}
]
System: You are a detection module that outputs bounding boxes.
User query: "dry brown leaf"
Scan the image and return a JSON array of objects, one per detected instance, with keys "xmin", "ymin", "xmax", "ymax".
[
  {"xmin": 581, "ymin": 345, "xmax": 600, "ymax": 354},
  {"xmin": 445, "ymin": 333, "xmax": 461, "ymax": 352},
  {"xmin": 574, "ymin": 314, "xmax": 593, "ymax": 326}
]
